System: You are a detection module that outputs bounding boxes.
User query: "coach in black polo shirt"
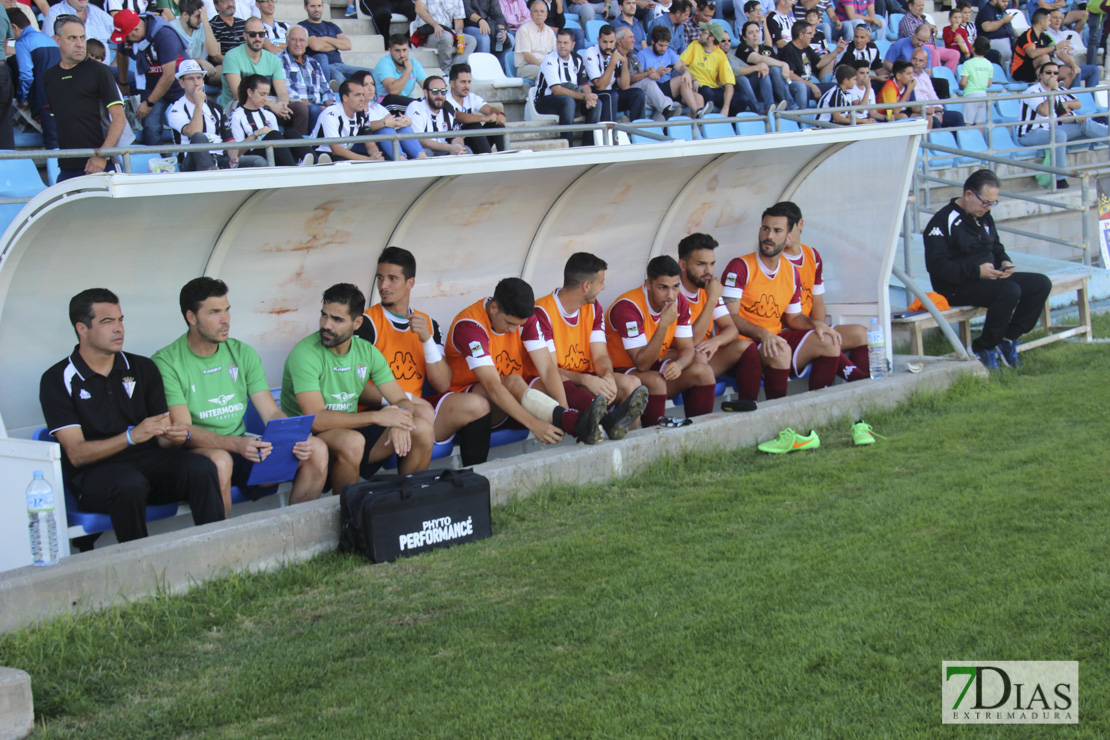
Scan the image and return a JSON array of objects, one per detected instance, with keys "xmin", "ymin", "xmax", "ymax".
[{"xmin": 39, "ymin": 288, "xmax": 224, "ymax": 543}]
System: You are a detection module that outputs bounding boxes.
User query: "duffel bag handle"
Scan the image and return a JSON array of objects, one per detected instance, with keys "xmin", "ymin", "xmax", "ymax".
[{"xmin": 437, "ymin": 469, "xmax": 469, "ymax": 488}]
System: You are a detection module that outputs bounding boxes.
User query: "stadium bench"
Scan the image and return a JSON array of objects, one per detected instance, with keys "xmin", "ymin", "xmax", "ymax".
[{"xmin": 892, "ymin": 272, "xmax": 1092, "ymax": 356}]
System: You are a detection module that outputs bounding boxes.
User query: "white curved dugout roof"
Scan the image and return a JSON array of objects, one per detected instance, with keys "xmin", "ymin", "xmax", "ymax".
[{"xmin": 0, "ymin": 121, "xmax": 925, "ymax": 436}]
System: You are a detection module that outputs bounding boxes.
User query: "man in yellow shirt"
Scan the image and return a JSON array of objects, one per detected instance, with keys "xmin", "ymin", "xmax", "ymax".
[{"xmin": 680, "ymin": 21, "xmax": 756, "ymax": 116}]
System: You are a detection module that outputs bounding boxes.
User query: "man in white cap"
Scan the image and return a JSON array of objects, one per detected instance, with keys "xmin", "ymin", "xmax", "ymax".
[{"xmin": 167, "ymin": 58, "xmax": 267, "ymax": 170}]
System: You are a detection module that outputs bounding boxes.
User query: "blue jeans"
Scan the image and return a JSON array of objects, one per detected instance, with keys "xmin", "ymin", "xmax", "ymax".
[
  {"xmin": 377, "ymin": 125, "xmax": 425, "ymax": 159},
  {"xmin": 141, "ymin": 96, "xmax": 172, "ymax": 146},
  {"xmin": 317, "ymin": 59, "xmax": 374, "ymax": 85},
  {"xmin": 700, "ymin": 83, "xmax": 758, "ymax": 115},
  {"xmin": 713, "ymin": 0, "xmax": 735, "ymax": 20},
  {"xmin": 1018, "ymin": 119, "xmax": 1110, "ymax": 169},
  {"xmin": 1074, "ymin": 64, "xmax": 1100, "ymax": 89},
  {"xmin": 769, "ymin": 66, "xmax": 806, "ymax": 110},
  {"xmin": 744, "ymin": 72, "xmax": 774, "ymax": 114}
]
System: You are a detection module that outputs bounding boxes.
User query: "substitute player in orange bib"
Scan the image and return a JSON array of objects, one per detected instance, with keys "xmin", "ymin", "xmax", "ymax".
[
  {"xmin": 720, "ymin": 203, "xmax": 843, "ymax": 401},
  {"xmin": 777, "ymin": 201, "xmax": 870, "ymax": 382},
  {"xmin": 357, "ymin": 247, "xmax": 494, "ymax": 465},
  {"xmin": 605, "ymin": 256, "xmax": 717, "ymax": 426},
  {"xmin": 531, "ymin": 252, "xmax": 649, "ymax": 440}
]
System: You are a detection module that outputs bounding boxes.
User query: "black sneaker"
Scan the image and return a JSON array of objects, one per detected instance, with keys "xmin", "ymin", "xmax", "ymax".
[
  {"xmin": 601, "ymin": 386, "xmax": 649, "ymax": 440},
  {"xmin": 721, "ymin": 399, "xmax": 757, "ymax": 412},
  {"xmin": 1057, "ymin": 179, "xmax": 1070, "ymax": 189},
  {"xmin": 575, "ymin": 394, "xmax": 607, "ymax": 445}
]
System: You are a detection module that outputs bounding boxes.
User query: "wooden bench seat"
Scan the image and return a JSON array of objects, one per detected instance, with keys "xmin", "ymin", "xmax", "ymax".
[{"xmin": 894, "ymin": 272, "xmax": 1093, "ymax": 356}]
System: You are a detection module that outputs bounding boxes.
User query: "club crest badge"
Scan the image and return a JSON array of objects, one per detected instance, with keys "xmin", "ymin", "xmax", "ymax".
[
  {"xmin": 122, "ymin": 376, "xmax": 136, "ymax": 398},
  {"xmin": 357, "ymin": 364, "xmax": 367, "ymax": 381},
  {"xmin": 228, "ymin": 365, "xmax": 239, "ymax": 382}
]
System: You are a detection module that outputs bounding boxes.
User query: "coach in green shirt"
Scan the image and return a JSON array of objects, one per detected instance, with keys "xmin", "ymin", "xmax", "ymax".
[
  {"xmin": 153, "ymin": 278, "xmax": 328, "ymax": 513},
  {"xmin": 281, "ymin": 283, "xmax": 434, "ymax": 495}
]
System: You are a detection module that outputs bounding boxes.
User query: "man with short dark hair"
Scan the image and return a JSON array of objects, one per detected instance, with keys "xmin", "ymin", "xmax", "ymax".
[
  {"xmin": 611, "ymin": 0, "xmax": 647, "ymax": 49},
  {"xmin": 222, "ymin": 17, "xmax": 307, "ymax": 134},
  {"xmin": 407, "ymin": 75, "xmax": 469, "ymax": 155},
  {"xmin": 40, "ymin": 288, "xmax": 224, "ymax": 543},
  {"xmin": 374, "ymin": 34, "xmax": 428, "ymax": 112},
  {"xmin": 300, "ymin": 0, "xmax": 370, "ymax": 84},
  {"xmin": 281, "ymin": 283, "xmax": 435, "ymax": 494},
  {"xmin": 153, "ymin": 279, "xmax": 328, "ymax": 515},
  {"xmin": 720, "ymin": 204, "xmax": 844, "ymax": 402},
  {"xmin": 584, "ymin": 25, "xmax": 649, "ymax": 121},
  {"xmin": 605, "ymin": 256, "xmax": 718, "ymax": 427},
  {"xmin": 648, "ymin": 0, "xmax": 690, "ymax": 52},
  {"xmin": 877, "ymin": 59, "xmax": 917, "ymax": 120},
  {"xmin": 923, "ymin": 169, "xmax": 1051, "ymax": 369},
  {"xmin": 1011, "ymin": 7, "xmax": 1058, "ymax": 82},
  {"xmin": 974, "ymin": 0, "xmax": 1017, "ymax": 67},
  {"xmin": 357, "ymin": 247, "xmax": 493, "ymax": 465},
  {"xmin": 532, "ymin": 253, "xmax": 650, "ymax": 440},
  {"xmin": 311, "ymin": 79, "xmax": 383, "ymax": 161},
  {"xmin": 447, "ymin": 63, "xmax": 507, "ymax": 153},
  {"xmin": 112, "ymin": 8, "xmax": 186, "ymax": 145},
  {"xmin": 778, "ymin": 20, "xmax": 844, "ymax": 105},
  {"xmin": 204, "ymin": 0, "xmax": 246, "ymax": 75},
  {"xmin": 45, "ymin": 16, "xmax": 126, "ymax": 181},
  {"xmin": 536, "ymin": 27, "xmax": 606, "ymax": 147},
  {"xmin": 638, "ymin": 24, "xmax": 705, "ymax": 116},
  {"xmin": 445, "ymin": 278, "xmax": 608, "ymax": 446}
]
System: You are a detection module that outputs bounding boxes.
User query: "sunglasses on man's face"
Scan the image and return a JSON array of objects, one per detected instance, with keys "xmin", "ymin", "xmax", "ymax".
[
  {"xmin": 246, "ymin": 30, "xmax": 266, "ymax": 38},
  {"xmin": 427, "ymin": 87, "xmax": 448, "ymax": 94}
]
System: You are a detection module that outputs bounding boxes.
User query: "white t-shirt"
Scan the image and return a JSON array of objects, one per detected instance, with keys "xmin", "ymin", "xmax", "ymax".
[
  {"xmin": 846, "ymin": 83, "xmax": 875, "ymax": 121},
  {"xmin": 446, "ymin": 91, "xmax": 488, "ymax": 126},
  {"xmin": 229, "ymin": 106, "xmax": 280, "ymax": 142}
]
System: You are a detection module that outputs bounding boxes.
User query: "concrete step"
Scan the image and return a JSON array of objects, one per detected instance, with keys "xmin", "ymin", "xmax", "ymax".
[{"xmin": 0, "ymin": 667, "xmax": 32, "ymax": 740}]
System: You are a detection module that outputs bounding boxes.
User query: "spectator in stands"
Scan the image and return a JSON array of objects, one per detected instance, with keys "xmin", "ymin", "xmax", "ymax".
[
  {"xmin": 648, "ymin": 0, "xmax": 690, "ymax": 53},
  {"xmin": 445, "ymin": 278, "xmax": 600, "ymax": 446},
  {"xmin": 206, "ymin": 0, "xmax": 247, "ymax": 75},
  {"xmin": 604, "ymin": 256, "xmax": 717, "ymax": 426},
  {"xmin": 737, "ymin": 19, "xmax": 804, "ymax": 109},
  {"xmin": 975, "ymin": 0, "xmax": 1017, "ymax": 67},
  {"xmin": 846, "ymin": 61, "xmax": 883, "ymax": 123},
  {"xmin": 803, "ymin": 7, "xmax": 831, "ymax": 55},
  {"xmin": 841, "ymin": 24, "xmax": 885, "ymax": 78},
  {"xmin": 816, "ymin": 63, "xmax": 870, "ymax": 123},
  {"xmin": 942, "ymin": 8, "xmax": 970, "ymax": 61},
  {"xmin": 923, "ymin": 169, "xmax": 1051, "ymax": 369},
  {"xmin": 168, "ymin": 59, "xmax": 265, "ymax": 169},
  {"xmin": 638, "ymin": 25, "xmax": 705, "ymax": 117},
  {"xmin": 256, "ymin": 0, "xmax": 288, "ymax": 53},
  {"xmin": 681, "ymin": 0, "xmax": 711, "ymax": 52},
  {"xmin": 835, "ymin": 0, "xmax": 882, "ymax": 41},
  {"xmin": 778, "ymin": 20, "xmax": 845, "ymax": 106},
  {"xmin": 877, "ymin": 59, "xmax": 916, "ymax": 120},
  {"xmin": 513, "ymin": 0, "xmax": 556, "ymax": 80},
  {"xmin": 311, "ymin": 79, "xmax": 381, "ymax": 160},
  {"xmin": 1018, "ymin": 61, "xmax": 1108, "ymax": 187},
  {"xmin": 721, "ymin": 23, "xmax": 775, "ymax": 113},
  {"xmin": 152, "ymin": 279, "xmax": 328, "ymax": 516},
  {"xmin": 610, "ymin": 0, "xmax": 646, "ymax": 48},
  {"xmin": 230, "ymin": 74, "xmax": 316, "ymax": 165},
  {"xmin": 720, "ymin": 204, "xmax": 843, "ymax": 402},
  {"xmin": 40, "ymin": 288, "xmax": 224, "ymax": 542},
  {"xmin": 9, "ymin": 9, "xmax": 55, "ymax": 112},
  {"xmin": 282, "ymin": 25, "xmax": 334, "ymax": 132},
  {"xmin": 281, "ymin": 283, "xmax": 435, "ymax": 492},
  {"xmin": 1085, "ymin": 0, "xmax": 1106, "ymax": 67},
  {"xmin": 415, "ymin": 0, "xmax": 478, "ymax": 70},
  {"xmin": 222, "ymin": 18, "xmax": 310, "ymax": 136},
  {"xmin": 884, "ymin": 23, "xmax": 934, "ymax": 73},
  {"xmin": 584, "ymin": 25, "xmax": 649, "ymax": 120},
  {"xmin": 617, "ymin": 26, "xmax": 682, "ymax": 118},
  {"xmin": 742, "ymin": 0, "xmax": 771, "ymax": 45},
  {"xmin": 357, "ymin": 247, "xmax": 493, "ymax": 464},
  {"xmin": 767, "ymin": 0, "xmax": 794, "ymax": 49},
  {"xmin": 45, "ymin": 17, "xmax": 126, "ymax": 180},
  {"xmin": 1044, "ymin": 9, "xmax": 1097, "ymax": 89},
  {"xmin": 910, "ymin": 47, "xmax": 963, "ymax": 128},
  {"xmin": 898, "ymin": 0, "xmax": 958, "ymax": 75},
  {"xmin": 106, "ymin": 0, "xmax": 174, "ymax": 19},
  {"xmin": 681, "ymin": 21, "xmax": 755, "ymax": 115},
  {"xmin": 301, "ymin": 0, "xmax": 370, "ymax": 84},
  {"xmin": 531, "ymin": 253, "xmax": 649, "ymax": 440},
  {"xmin": 349, "ymin": 69, "xmax": 426, "ymax": 159},
  {"xmin": 447, "ymin": 63, "xmax": 507, "ymax": 152},
  {"xmin": 498, "ymin": 0, "xmax": 530, "ymax": 41},
  {"xmin": 168, "ymin": 0, "xmax": 217, "ymax": 82},
  {"xmin": 536, "ymin": 27, "xmax": 606, "ymax": 145},
  {"xmin": 407, "ymin": 74, "xmax": 471, "ymax": 154},
  {"xmin": 463, "ymin": 0, "xmax": 511, "ymax": 54},
  {"xmin": 1034, "ymin": 0, "xmax": 1088, "ymax": 33},
  {"xmin": 375, "ymin": 34, "xmax": 428, "ymax": 112},
  {"xmin": 959, "ymin": 36, "xmax": 993, "ymax": 125},
  {"xmin": 45, "ymin": 0, "xmax": 115, "ymax": 45},
  {"xmin": 112, "ymin": 9, "xmax": 185, "ymax": 146},
  {"xmin": 361, "ymin": 0, "xmax": 416, "ymax": 44},
  {"xmin": 1012, "ymin": 8, "xmax": 1062, "ymax": 83}
]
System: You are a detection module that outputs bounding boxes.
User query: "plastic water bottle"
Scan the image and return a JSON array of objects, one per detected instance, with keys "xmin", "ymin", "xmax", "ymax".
[
  {"xmin": 26, "ymin": 471, "xmax": 59, "ymax": 566},
  {"xmin": 867, "ymin": 317, "xmax": 887, "ymax": 380},
  {"xmin": 494, "ymin": 29, "xmax": 504, "ymax": 53}
]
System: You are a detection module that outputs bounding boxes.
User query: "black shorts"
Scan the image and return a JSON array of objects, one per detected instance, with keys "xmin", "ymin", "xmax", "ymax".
[
  {"xmin": 659, "ymin": 79, "xmax": 677, "ymax": 101},
  {"xmin": 357, "ymin": 424, "xmax": 389, "ymax": 479}
]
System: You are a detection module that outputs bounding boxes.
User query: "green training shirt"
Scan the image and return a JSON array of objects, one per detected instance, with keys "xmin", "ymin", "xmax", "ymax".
[
  {"xmin": 153, "ymin": 334, "xmax": 270, "ymax": 437},
  {"xmin": 280, "ymin": 332, "xmax": 395, "ymax": 416}
]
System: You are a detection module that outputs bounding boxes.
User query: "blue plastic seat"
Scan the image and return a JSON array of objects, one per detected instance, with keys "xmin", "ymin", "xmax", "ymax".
[
  {"xmin": 875, "ymin": 37, "xmax": 891, "ymax": 57},
  {"xmin": 629, "ymin": 118, "xmax": 668, "ymax": 143},
  {"xmin": 992, "ymin": 62, "xmax": 1027, "ymax": 91},
  {"xmin": 733, "ymin": 113, "xmax": 767, "ymax": 135},
  {"xmin": 585, "ymin": 19, "xmax": 606, "ymax": 45},
  {"xmin": 664, "ymin": 115, "xmax": 696, "ymax": 140},
  {"xmin": 931, "ymin": 65, "xmax": 960, "ymax": 95},
  {"xmin": 993, "ymin": 96, "xmax": 1022, "ymax": 122},
  {"xmin": 490, "ymin": 428, "xmax": 529, "ymax": 447},
  {"xmin": 700, "ymin": 113, "xmax": 737, "ymax": 138},
  {"xmin": 955, "ymin": 127, "xmax": 996, "ymax": 161},
  {"xmin": 776, "ymin": 115, "xmax": 801, "ymax": 132},
  {"xmin": 0, "ymin": 158, "xmax": 46, "ymax": 199},
  {"xmin": 887, "ymin": 14, "xmax": 904, "ymax": 40},
  {"xmin": 925, "ymin": 130, "xmax": 958, "ymax": 169}
]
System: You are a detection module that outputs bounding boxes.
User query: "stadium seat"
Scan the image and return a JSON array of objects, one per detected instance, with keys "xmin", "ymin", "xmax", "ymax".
[
  {"xmin": 992, "ymin": 63, "xmax": 1026, "ymax": 91},
  {"xmin": 875, "ymin": 37, "xmax": 891, "ymax": 57},
  {"xmin": 630, "ymin": 119, "xmax": 667, "ymax": 143},
  {"xmin": 775, "ymin": 115, "xmax": 801, "ymax": 132},
  {"xmin": 525, "ymin": 86, "xmax": 559, "ymax": 124},
  {"xmin": 699, "ymin": 113, "xmax": 737, "ymax": 138},
  {"xmin": 490, "ymin": 428, "xmax": 529, "ymax": 447},
  {"xmin": 46, "ymin": 158, "xmax": 60, "ymax": 186},
  {"xmin": 664, "ymin": 115, "xmax": 697, "ymax": 140},
  {"xmin": 955, "ymin": 127, "xmax": 996, "ymax": 162},
  {"xmin": 993, "ymin": 96, "xmax": 1022, "ymax": 122},
  {"xmin": 887, "ymin": 14, "xmax": 903, "ymax": 40},
  {"xmin": 924, "ymin": 131, "xmax": 958, "ymax": 169},
  {"xmin": 931, "ymin": 65, "xmax": 960, "ymax": 95},
  {"xmin": 987, "ymin": 123, "xmax": 1036, "ymax": 160},
  {"xmin": 733, "ymin": 113, "xmax": 767, "ymax": 135},
  {"xmin": 12, "ymin": 130, "xmax": 43, "ymax": 148},
  {"xmin": 585, "ymin": 19, "xmax": 606, "ymax": 45},
  {"xmin": 468, "ymin": 52, "xmax": 525, "ymax": 88},
  {"xmin": 125, "ymin": 150, "xmax": 174, "ymax": 174},
  {"xmin": 564, "ymin": 15, "xmax": 581, "ymax": 29},
  {"xmin": 0, "ymin": 158, "xmax": 46, "ymax": 199}
]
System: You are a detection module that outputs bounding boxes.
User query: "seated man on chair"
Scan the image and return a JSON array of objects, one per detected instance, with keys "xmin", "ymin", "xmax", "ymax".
[
  {"xmin": 605, "ymin": 256, "xmax": 718, "ymax": 426},
  {"xmin": 153, "ymin": 278, "xmax": 328, "ymax": 516},
  {"xmin": 40, "ymin": 288, "xmax": 224, "ymax": 542},
  {"xmin": 281, "ymin": 283, "xmax": 435, "ymax": 495},
  {"xmin": 720, "ymin": 203, "xmax": 844, "ymax": 402}
]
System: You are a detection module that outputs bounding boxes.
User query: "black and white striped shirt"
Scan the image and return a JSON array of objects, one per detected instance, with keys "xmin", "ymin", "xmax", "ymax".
[
  {"xmin": 1018, "ymin": 82, "xmax": 1075, "ymax": 137},
  {"xmin": 537, "ymin": 49, "xmax": 588, "ymax": 97}
]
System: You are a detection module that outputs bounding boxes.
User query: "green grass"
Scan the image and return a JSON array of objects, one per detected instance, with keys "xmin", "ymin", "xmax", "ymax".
[{"xmin": 3, "ymin": 315, "xmax": 1110, "ymax": 738}]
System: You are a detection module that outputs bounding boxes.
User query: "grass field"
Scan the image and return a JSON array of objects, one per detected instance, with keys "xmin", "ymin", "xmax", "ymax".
[{"xmin": 2, "ymin": 315, "xmax": 1108, "ymax": 738}]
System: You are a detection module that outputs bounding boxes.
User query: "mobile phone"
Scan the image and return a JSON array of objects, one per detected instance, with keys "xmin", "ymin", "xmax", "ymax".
[{"xmin": 1001, "ymin": 264, "xmax": 1015, "ymax": 271}]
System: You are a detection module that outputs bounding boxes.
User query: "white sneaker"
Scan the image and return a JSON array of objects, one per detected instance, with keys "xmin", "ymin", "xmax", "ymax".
[
  {"xmin": 696, "ymin": 101, "xmax": 713, "ymax": 118},
  {"xmin": 299, "ymin": 153, "xmax": 314, "ymax": 166},
  {"xmin": 316, "ymin": 153, "xmax": 332, "ymax": 164}
]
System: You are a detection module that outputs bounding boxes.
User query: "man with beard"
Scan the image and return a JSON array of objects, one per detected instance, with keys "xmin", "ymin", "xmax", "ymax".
[
  {"xmin": 583, "ymin": 25, "xmax": 648, "ymax": 122},
  {"xmin": 281, "ymin": 283, "xmax": 434, "ymax": 494},
  {"xmin": 311, "ymin": 80, "xmax": 381, "ymax": 161},
  {"xmin": 676, "ymin": 233, "xmax": 759, "ymax": 410},
  {"xmin": 535, "ymin": 27, "xmax": 606, "ymax": 147},
  {"xmin": 357, "ymin": 247, "xmax": 494, "ymax": 466},
  {"xmin": 446, "ymin": 63, "xmax": 507, "ymax": 154},
  {"xmin": 530, "ymin": 252, "xmax": 650, "ymax": 441},
  {"xmin": 720, "ymin": 203, "xmax": 843, "ymax": 402},
  {"xmin": 406, "ymin": 75, "xmax": 469, "ymax": 155},
  {"xmin": 221, "ymin": 17, "xmax": 305, "ymax": 133},
  {"xmin": 153, "ymin": 278, "xmax": 328, "ymax": 515}
]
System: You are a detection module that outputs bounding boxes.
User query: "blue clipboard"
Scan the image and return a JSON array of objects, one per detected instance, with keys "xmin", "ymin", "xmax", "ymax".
[{"xmin": 245, "ymin": 415, "xmax": 315, "ymax": 487}]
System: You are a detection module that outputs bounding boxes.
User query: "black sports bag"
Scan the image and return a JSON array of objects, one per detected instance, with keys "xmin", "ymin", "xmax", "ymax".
[{"xmin": 338, "ymin": 468, "xmax": 492, "ymax": 563}]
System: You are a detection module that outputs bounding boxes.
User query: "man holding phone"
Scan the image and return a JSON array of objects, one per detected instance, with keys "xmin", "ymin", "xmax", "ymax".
[{"xmin": 923, "ymin": 169, "xmax": 1051, "ymax": 369}]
